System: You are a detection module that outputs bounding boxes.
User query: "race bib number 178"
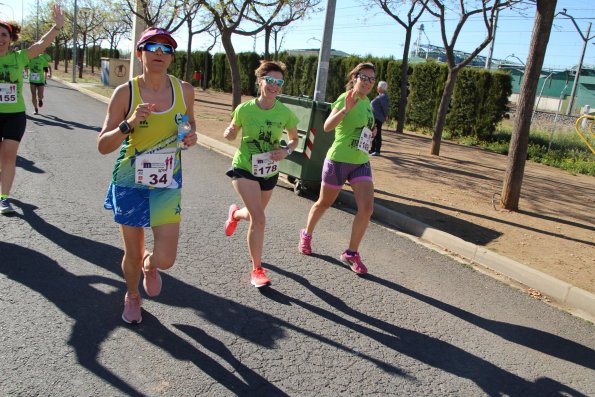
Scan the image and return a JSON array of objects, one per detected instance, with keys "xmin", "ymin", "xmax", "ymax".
[{"xmin": 252, "ymin": 152, "xmax": 279, "ymax": 178}]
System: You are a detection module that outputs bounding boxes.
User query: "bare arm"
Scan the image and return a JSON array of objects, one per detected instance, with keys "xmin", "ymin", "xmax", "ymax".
[
  {"xmin": 27, "ymin": 4, "xmax": 64, "ymax": 59},
  {"xmin": 270, "ymin": 126, "xmax": 299, "ymax": 162},
  {"xmin": 97, "ymin": 84, "xmax": 133, "ymax": 155},
  {"xmin": 224, "ymin": 122, "xmax": 241, "ymax": 141},
  {"xmin": 323, "ymin": 90, "xmax": 359, "ymax": 132}
]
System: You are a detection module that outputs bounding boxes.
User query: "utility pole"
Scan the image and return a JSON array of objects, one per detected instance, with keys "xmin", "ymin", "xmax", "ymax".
[
  {"xmin": 129, "ymin": 0, "xmax": 145, "ymax": 78},
  {"xmin": 313, "ymin": 0, "xmax": 336, "ymax": 102},
  {"xmin": 485, "ymin": 8, "xmax": 499, "ymax": 70},
  {"xmin": 561, "ymin": 11, "xmax": 593, "ymax": 115},
  {"xmin": 71, "ymin": 0, "xmax": 77, "ymax": 83},
  {"xmin": 36, "ymin": 0, "xmax": 39, "ymax": 40}
]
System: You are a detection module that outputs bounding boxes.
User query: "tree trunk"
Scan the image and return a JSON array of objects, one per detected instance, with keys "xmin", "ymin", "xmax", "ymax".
[
  {"xmin": 78, "ymin": 46, "xmax": 84, "ymax": 79},
  {"xmin": 501, "ymin": 0, "xmax": 557, "ymax": 210},
  {"xmin": 90, "ymin": 44, "xmax": 95, "ymax": 74},
  {"xmin": 264, "ymin": 26, "xmax": 271, "ymax": 60},
  {"xmin": 274, "ymin": 30, "xmax": 279, "ymax": 60},
  {"xmin": 431, "ymin": 67, "xmax": 458, "ymax": 155},
  {"xmin": 221, "ymin": 32, "xmax": 242, "ymax": 110},
  {"xmin": 185, "ymin": 33, "xmax": 193, "ymax": 82},
  {"xmin": 396, "ymin": 27, "xmax": 413, "ymax": 134}
]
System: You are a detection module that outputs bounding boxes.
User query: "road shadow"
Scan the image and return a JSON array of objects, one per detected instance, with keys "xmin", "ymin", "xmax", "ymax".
[
  {"xmin": 26, "ymin": 114, "xmax": 101, "ymax": 132},
  {"xmin": 4, "ymin": 200, "xmax": 404, "ymax": 393},
  {"xmin": 268, "ymin": 261, "xmax": 590, "ymax": 397},
  {"xmin": 312, "ymin": 252, "xmax": 595, "ymax": 370},
  {"xmin": 16, "ymin": 155, "xmax": 44, "ymax": 174}
]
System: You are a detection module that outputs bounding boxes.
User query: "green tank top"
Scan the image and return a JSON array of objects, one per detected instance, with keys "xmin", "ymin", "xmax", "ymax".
[
  {"xmin": 0, "ymin": 50, "xmax": 29, "ymax": 113},
  {"xmin": 111, "ymin": 75, "xmax": 187, "ymax": 188}
]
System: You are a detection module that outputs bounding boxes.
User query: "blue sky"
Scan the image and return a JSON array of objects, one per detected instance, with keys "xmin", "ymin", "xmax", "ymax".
[{"xmin": 6, "ymin": 0, "xmax": 595, "ymax": 71}]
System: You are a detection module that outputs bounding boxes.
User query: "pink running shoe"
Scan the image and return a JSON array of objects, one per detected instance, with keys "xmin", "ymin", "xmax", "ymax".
[
  {"xmin": 251, "ymin": 267, "xmax": 271, "ymax": 288},
  {"xmin": 225, "ymin": 204, "xmax": 240, "ymax": 236},
  {"xmin": 142, "ymin": 252, "xmax": 162, "ymax": 297},
  {"xmin": 299, "ymin": 229, "xmax": 312, "ymax": 255},
  {"xmin": 122, "ymin": 292, "xmax": 142, "ymax": 324},
  {"xmin": 340, "ymin": 250, "xmax": 368, "ymax": 275}
]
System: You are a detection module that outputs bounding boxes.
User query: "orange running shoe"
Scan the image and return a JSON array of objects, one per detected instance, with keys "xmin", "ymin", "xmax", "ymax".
[
  {"xmin": 251, "ymin": 267, "xmax": 271, "ymax": 288},
  {"xmin": 225, "ymin": 204, "xmax": 240, "ymax": 236}
]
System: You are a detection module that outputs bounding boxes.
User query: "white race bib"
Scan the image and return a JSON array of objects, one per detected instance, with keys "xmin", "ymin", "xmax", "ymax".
[
  {"xmin": 252, "ymin": 152, "xmax": 280, "ymax": 178},
  {"xmin": 135, "ymin": 152, "xmax": 175, "ymax": 188},
  {"xmin": 0, "ymin": 83, "xmax": 17, "ymax": 104},
  {"xmin": 357, "ymin": 127, "xmax": 373, "ymax": 153},
  {"xmin": 30, "ymin": 73, "xmax": 41, "ymax": 81}
]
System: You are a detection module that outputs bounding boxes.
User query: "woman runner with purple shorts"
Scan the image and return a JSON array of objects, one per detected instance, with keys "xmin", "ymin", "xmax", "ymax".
[{"xmin": 299, "ymin": 62, "xmax": 377, "ymax": 275}]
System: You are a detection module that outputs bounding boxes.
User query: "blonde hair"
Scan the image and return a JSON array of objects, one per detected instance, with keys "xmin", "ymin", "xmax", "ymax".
[{"xmin": 345, "ymin": 62, "xmax": 375, "ymax": 90}]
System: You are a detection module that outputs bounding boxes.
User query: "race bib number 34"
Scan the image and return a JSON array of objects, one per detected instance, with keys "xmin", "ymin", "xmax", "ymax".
[
  {"xmin": 252, "ymin": 152, "xmax": 279, "ymax": 178},
  {"xmin": 135, "ymin": 152, "xmax": 174, "ymax": 188},
  {"xmin": 0, "ymin": 83, "xmax": 17, "ymax": 104}
]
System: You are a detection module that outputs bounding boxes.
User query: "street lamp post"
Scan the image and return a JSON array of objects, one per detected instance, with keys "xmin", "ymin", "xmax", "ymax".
[{"xmin": 558, "ymin": 9, "xmax": 595, "ymax": 116}]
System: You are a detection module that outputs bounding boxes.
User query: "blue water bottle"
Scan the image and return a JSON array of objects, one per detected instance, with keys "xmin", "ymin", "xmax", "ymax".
[{"xmin": 177, "ymin": 115, "xmax": 191, "ymax": 150}]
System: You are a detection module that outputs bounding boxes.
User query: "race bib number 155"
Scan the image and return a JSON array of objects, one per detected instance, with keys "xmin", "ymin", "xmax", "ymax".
[{"xmin": 0, "ymin": 84, "xmax": 17, "ymax": 104}]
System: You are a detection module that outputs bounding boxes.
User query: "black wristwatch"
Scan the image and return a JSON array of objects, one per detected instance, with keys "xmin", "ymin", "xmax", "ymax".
[
  {"xmin": 285, "ymin": 146, "xmax": 293, "ymax": 155},
  {"xmin": 118, "ymin": 120, "xmax": 132, "ymax": 134}
]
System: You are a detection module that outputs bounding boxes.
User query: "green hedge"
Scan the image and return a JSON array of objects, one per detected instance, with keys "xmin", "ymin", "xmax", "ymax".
[{"xmin": 207, "ymin": 52, "xmax": 512, "ymax": 139}]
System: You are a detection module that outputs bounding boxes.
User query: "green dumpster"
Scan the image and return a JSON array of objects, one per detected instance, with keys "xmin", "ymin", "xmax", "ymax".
[{"xmin": 277, "ymin": 95, "xmax": 334, "ymax": 194}]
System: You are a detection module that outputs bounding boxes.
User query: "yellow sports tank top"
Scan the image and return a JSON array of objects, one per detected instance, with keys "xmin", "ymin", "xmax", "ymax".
[{"xmin": 111, "ymin": 75, "xmax": 187, "ymax": 188}]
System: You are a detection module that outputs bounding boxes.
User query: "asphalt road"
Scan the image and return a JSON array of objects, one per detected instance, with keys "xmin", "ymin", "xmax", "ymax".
[{"xmin": 0, "ymin": 79, "xmax": 593, "ymax": 396}]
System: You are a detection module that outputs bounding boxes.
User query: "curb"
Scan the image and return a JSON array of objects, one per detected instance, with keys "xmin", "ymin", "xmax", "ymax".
[
  {"xmin": 58, "ymin": 79, "xmax": 595, "ymax": 323},
  {"xmin": 337, "ymin": 185, "xmax": 595, "ymax": 323}
]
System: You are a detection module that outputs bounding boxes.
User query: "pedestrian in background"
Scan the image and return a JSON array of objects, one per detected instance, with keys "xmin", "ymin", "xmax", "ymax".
[
  {"xmin": 223, "ymin": 60, "xmax": 299, "ymax": 288},
  {"xmin": 0, "ymin": 4, "xmax": 64, "ymax": 215},
  {"xmin": 27, "ymin": 53, "xmax": 52, "ymax": 115},
  {"xmin": 369, "ymin": 80, "xmax": 389, "ymax": 156},
  {"xmin": 299, "ymin": 62, "xmax": 376, "ymax": 275},
  {"xmin": 97, "ymin": 27, "xmax": 197, "ymax": 324}
]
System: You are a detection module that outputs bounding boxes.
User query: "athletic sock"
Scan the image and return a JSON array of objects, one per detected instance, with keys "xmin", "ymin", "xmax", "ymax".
[
  {"xmin": 346, "ymin": 249, "xmax": 357, "ymax": 256},
  {"xmin": 0, "ymin": 194, "xmax": 8, "ymax": 200}
]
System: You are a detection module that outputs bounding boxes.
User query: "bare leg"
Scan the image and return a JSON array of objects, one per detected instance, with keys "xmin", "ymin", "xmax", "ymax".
[
  {"xmin": 305, "ymin": 185, "xmax": 341, "ymax": 235},
  {"xmin": 37, "ymin": 86, "xmax": 45, "ymax": 105},
  {"xmin": 30, "ymin": 84, "xmax": 38, "ymax": 110},
  {"xmin": 232, "ymin": 178, "xmax": 273, "ymax": 270},
  {"xmin": 0, "ymin": 139, "xmax": 20, "ymax": 196},
  {"xmin": 119, "ymin": 225, "xmax": 145, "ymax": 296},
  {"xmin": 348, "ymin": 181, "xmax": 375, "ymax": 252},
  {"xmin": 145, "ymin": 222, "xmax": 180, "ymax": 271}
]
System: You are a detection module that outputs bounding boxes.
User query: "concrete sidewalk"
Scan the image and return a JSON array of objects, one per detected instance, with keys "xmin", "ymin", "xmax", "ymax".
[{"xmin": 57, "ymin": 78, "xmax": 595, "ymax": 323}]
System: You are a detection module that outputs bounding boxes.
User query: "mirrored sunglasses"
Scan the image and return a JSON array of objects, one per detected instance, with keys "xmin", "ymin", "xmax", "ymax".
[
  {"xmin": 358, "ymin": 74, "xmax": 376, "ymax": 83},
  {"xmin": 140, "ymin": 42, "xmax": 175, "ymax": 54},
  {"xmin": 263, "ymin": 76, "xmax": 284, "ymax": 87}
]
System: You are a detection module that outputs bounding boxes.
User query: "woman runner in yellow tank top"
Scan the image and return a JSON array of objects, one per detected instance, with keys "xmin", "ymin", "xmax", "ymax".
[{"xmin": 97, "ymin": 28, "xmax": 197, "ymax": 324}]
